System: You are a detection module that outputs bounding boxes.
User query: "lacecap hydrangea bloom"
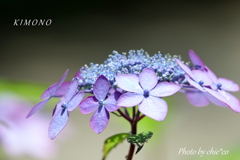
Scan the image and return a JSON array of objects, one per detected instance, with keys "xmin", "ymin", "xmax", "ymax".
[{"xmin": 27, "ymin": 49, "xmax": 240, "ymax": 160}]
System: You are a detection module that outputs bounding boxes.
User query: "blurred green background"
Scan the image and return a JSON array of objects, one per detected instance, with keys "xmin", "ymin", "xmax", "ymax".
[{"xmin": 1, "ymin": 0, "xmax": 240, "ymax": 160}]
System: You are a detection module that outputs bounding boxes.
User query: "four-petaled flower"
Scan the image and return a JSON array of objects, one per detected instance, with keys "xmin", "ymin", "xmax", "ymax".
[
  {"xmin": 79, "ymin": 75, "xmax": 121, "ymax": 134},
  {"xmin": 26, "ymin": 69, "xmax": 70, "ymax": 118},
  {"xmin": 49, "ymin": 78, "xmax": 84, "ymax": 139},
  {"xmin": 116, "ymin": 68, "xmax": 182, "ymax": 121}
]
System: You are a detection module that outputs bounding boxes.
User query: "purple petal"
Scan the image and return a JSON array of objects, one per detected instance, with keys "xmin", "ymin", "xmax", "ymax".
[
  {"xmin": 65, "ymin": 78, "xmax": 79, "ymax": 103},
  {"xmin": 54, "ymin": 81, "xmax": 71, "ymax": 97},
  {"xmin": 139, "ymin": 96, "xmax": 167, "ymax": 121},
  {"xmin": 218, "ymin": 78, "xmax": 239, "ymax": 92},
  {"xmin": 186, "ymin": 91, "xmax": 209, "ymax": 107},
  {"xmin": 67, "ymin": 91, "xmax": 84, "ymax": 112},
  {"xmin": 175, "ymin": 59, "xmax": 195, "ymax": 78},
  {"xmin": 115, "ymin": 74, "xmax": 143, "ymax": 93},
  {"xmin": 104, "ymin": 91, "xmax": 121, "ymax": 112},
  {"xmin": 53, "ymin": 97, "xmax": 66, "ymax": 117},
  {"xmin": 185, "ymin": 75, "xmax": 205, "ymax": 92},
  {"xmin": 117, "ymin": 93, "xmax": 143, "ymax": 107},
  {"xmin": 192, "ymin": 70, "xmax": 212, "ymax": 86},
  {"xmin": 79, "ymin": 96, "xmax": 99, "ymax": 114},
  {"xmin": 41, "ymin": 83, "xmax": 58, "ymax": 99},
  {"xmin": 41, "ymin": 69, "xmax": 69, "ymax": 99},
  {"xmin": 218, "ymin": 90, "xmax": 240, "ymax": 112},
  {"xmin": 150, "ymin": 82, "xmax": 181, "ymax": 97},
  {"xmin": 90, "ymin": 107, "xmax": 109, "ymax": 134},
  {"xmin": 205, "ymin": 66, "xmax": 218, "ymax": 83},
  {"xmin": 26, "ymin": 98, "xmax": 50, "ymax": 118},
  {"xmin": 139, "ymin": 68, "xmax": 158, "ymax": 90},
  {"xmin": 93, "ymin": 75, "xmax": 110, "ymax": 101},
  {"xmin": 188, "ymin": 50, "xmax": 205, "ymax": 69},
  {"xmin": 48, "ymin": 110, "xmax": 69, "ymax": 139}
]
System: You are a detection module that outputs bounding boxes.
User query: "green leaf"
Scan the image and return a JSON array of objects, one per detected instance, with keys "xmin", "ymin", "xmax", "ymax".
[
  {"xmin": 127, "ymin": 131, "xmax": 153, "ymax": 145},
  {"xmin": 102, "ymin": 133, "xmax": 129, "ymax": 160}
]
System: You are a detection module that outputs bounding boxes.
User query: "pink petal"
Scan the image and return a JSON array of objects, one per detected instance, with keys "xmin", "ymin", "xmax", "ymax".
[
  {"xmin": 48, "ymin": 110, "xmax": 69, "ymax": 139},
  {"xmin": 54, "ymin": 81, "xmax": 71, "ymax": 97},
  {"xmin": 175, "ymin": 59, "xmax": 195, "ymax": 78},
  {"xmin": 218, "ymin": 90, "xmax": 240, "ymax": 112},
  {"xmin": 186, "ymin": 91, "xmax": 209, "ymax": 107},
  {"xmin": 188, "ymin": 50, "xmax": 205, "ymax": 69},
  {"xmin": 79, "ymin": 96, "xmax": 99, "ymax": 114},
  {"xmin": 115, "ymin": 74, "xmax": 143, "ymax": 93},
  {"xmin": 104, "ymin": 92, "xmax": 121, "ymax": 112},
  {"xmin": 139, "ymin": 96, "xmax": 167, "ymax": 121},
  {"xmin": 90, "ymin": 107, "xmax": 109, "ymax": 134},
  {"xmin": 56, "ymin": 69, "xmax": 69, "ymax": 89},
  {"xmin": 67, "ymin": 91, "xmax": 84, "ymax": 112},
  {"xmin": 185, "ymin": 75, "xmax": 205, "ymax": 92},
  {"xmin": 218, "ymin": 78, "xmax": 239, "ymax": 92},
  {"xmin": 192, "ymin": 70, "xmax": 212, "ymax": 86},
  {"xmin": 204, "ymin": 88, "xmax": 229, "ymax": 107},
  {"xmin": 150, "ymin": 82, "xmax": 181, "ymax": 97},
  {"xmin": 93, "ymin": 75, "xmax": 110, "ymax": 101},
  {"xmin": 139, "ymin": 68, "xmax": 158, "ymax": 90},
  {"xmin": 117, "ymin": 93, "xmax": 143, "ymax": 107},
  {"xmin": 26, "ymin": 98, "xmax": 50, "ymax": 118},
  {"xmin": 64, "ymin": 78, "xmax": 79, "ymax": 103}
]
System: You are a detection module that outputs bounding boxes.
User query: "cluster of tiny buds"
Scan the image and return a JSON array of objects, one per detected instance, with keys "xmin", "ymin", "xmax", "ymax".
[{"xmin": 79, "ymin": 49, "xmax": 189, "ymax": 90}]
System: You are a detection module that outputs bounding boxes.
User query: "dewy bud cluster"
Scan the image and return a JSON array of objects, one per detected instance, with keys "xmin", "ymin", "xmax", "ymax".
[{"xmin": 27, "ymin": 49, "xmax": 240, "ymax": 139}]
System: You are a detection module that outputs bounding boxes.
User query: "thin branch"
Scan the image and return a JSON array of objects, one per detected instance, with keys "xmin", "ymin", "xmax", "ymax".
[{"xmin": 117, "ymin": 109, "xmax": 132, "ymax": 123}]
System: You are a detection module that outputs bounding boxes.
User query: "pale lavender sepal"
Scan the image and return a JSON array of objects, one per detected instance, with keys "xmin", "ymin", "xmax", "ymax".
[
  {"xmin": 93, "ymin": 75, "xmax": 110, "ymax": 101},
  {"xmin": 26, "ymin": 98, "xmax": 50, "ymax": 118},
  {"xmin": 115, "ymin": 74, "xmax": 143, "ymax": 93},
  {"xmin": 185, "ymin": 75, "xmax": 205, "ymax": 92},
  {"xmin": 150, "ymin": 82, "xmax": 181, "ymax": 97},
  {"xmin": 48, "ymin": 110, "xmax": 69, "ymax": 139},
  {"xmin": 55, "ymin": 81, "xmax": 71, "ymax": 97},
  {"xmin": 186, "ymin": 91, "xmax": 209, "ymax": 107},
  {"xmin": 204, "ymin": 92, "xmax": 227, "ymax": 107},
  {"xmin": 52, "ymin": 97, "xmax": 66, "ymax": 117},
  {"xmin": 41, "ymin": 83, "xmax": 58, "ymax": 99},
  {"xmin": 68, "ymin": 91, "xmax": 84, "ymax": 112},
  {"xmin": 79, "ymin": 96, "xmax": 99, "ymax": 114},
  {"xmin": 192, "ymin": 70, "xmax": 212, "ymax": 86},
  {"xmin": 205, "ymin": 66, "xmax": 218, "ymax": 82},
  {"xmin": 117, "ymin": 93, "xmax": 143, "ymax": 107},
  {"xmin": 104, "ymin": 92, "xmax": 121, "ymax": 112},
  {"xmin": 204, "ymin": 88, "xmax": 228, "ymax": 106},
  {"xmin": 218, "ymin": 90, "xmax": 240, "ymax": 112},
  {"xmin": 90, "ymin": 107, "xmax": 109, "ymax": 134},
  {"xmin": 139, "ymin": 96, "xmax": 167, "ymax": 121},
  {"xmin": 65, "ymin": 78, "xmax": 79, "ymax": 103},
  {"xmin": 139, "ymin": 68, "xmax": 157, "ymax": 90},
  {"xmin": 41, "ymin": 69, "xmax": 69, "ymax": 99},
  {"xmin": 175, "ymin": 59, "xmax": 195, "ymax": 78},
  {"xmin": 218, "ymin": 78, "xmax": 239, "ymax": 92},
  {"xmin": 188, "ymin": 50, "xmax": 205, "ymax": 69}
]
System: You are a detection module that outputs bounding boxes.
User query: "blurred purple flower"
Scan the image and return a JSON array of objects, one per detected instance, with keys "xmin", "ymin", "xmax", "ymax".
[
  {"xmin": 116, "ymin": 68, "xmax": 181, "ymax": 121},
  {"xmin": 26, "ymin": 70, "xmax": 70, "ymax": 118},
  {"xmin": 49, "ymin": 78, "xmax": 84, "ymax": 139},
  {"xmin": 79, "ymin": 75, "xmax": 121, "ymax": 134},
  {"xmin": 0, "ymin": 93, "xmax": 57, "ymax": 159}
]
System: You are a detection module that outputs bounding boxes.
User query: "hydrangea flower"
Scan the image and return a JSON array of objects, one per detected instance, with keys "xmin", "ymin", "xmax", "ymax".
[
  {"xmin": 79, "ymin": 75, "xmax": 121, "ymax": 133},
  {"xmin": 49, "ymin": 78, "xmax": 84, "ymax": 139},
  {"xmin": 177, "ymin": 50, "xmax": 240, "ymax": 112},
  {"xmin": 116, "ymin": 68, "xmax": 181, "ymax": 121},
  {"xmin": 26, "ymin": 69, "xmax": 70, "ymax": 118}
]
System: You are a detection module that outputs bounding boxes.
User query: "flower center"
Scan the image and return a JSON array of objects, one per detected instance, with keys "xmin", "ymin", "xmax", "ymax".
[
  {"xmin": 99, "ymin": 100, "xmax": 104, "ymax": 106},
  {"xmin": 198, "ymin": 80, "xmax": 204, "ymax": 86},
  {"xmin": 143, "ymin": 90, "xmax": 150, "ymax": 98},
  {"xmin": 217, "ymin": 83, "xmax": 222, "ymax": 90},
  {"xmin": 61, "ymin": 103, "xmax": 67, "ymax": 109}
]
